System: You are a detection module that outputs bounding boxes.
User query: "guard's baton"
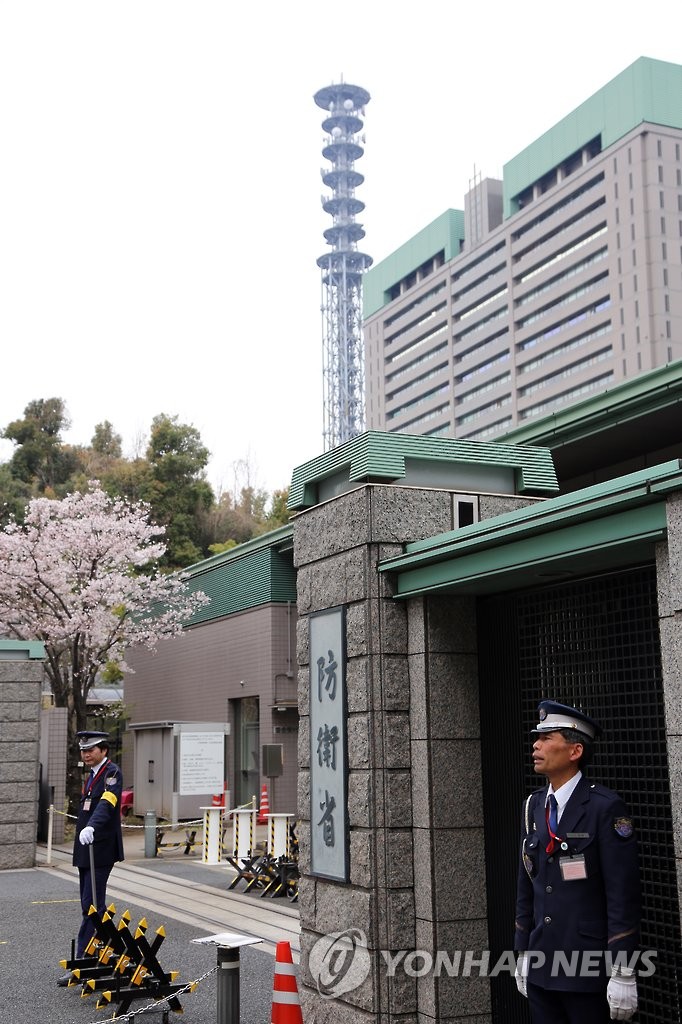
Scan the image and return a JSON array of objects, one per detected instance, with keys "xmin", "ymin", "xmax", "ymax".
[{"xmin": 88, "ymin": 840, "xmax": 97, "ymax": 912}]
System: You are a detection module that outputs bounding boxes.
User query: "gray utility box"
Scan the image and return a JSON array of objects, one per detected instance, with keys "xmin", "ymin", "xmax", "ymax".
[{"xmin": 129, "ymin": 721, "xmax": 230, "ymax": 822}]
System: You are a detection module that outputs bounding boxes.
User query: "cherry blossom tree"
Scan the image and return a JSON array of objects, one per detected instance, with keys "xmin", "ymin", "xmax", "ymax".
[{"xmin": 0, "ymin": 483, "xmax": 208, "ymax": 806}]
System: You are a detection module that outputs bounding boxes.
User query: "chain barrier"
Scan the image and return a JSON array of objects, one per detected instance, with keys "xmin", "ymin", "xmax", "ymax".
[
  {"xmin": 65, "ymin": 963, "xmax": 219, "ymax": 1024},
  {"xmin": 51, "ymin": 808, "xmax": 204, "ymax": 830},
  {"xmin": 52, "ymin": 797, "xmax": 260, "ymax": 830}
]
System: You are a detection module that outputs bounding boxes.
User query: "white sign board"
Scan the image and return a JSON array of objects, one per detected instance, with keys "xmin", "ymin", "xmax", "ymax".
[{"xmin": 178, "ymin": 731, "xmax": 224, "ymax": 795}]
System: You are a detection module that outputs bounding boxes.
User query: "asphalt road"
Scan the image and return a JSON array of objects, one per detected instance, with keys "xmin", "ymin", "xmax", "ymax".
[{"xmin": 0, "ymin": 867, "xmax": 275, "ymax": 1024}]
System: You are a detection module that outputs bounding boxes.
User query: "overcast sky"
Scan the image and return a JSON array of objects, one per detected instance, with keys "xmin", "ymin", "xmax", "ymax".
[{"xmin": 0, "ymin": 2, "xmax": 679, "ymax": 497}]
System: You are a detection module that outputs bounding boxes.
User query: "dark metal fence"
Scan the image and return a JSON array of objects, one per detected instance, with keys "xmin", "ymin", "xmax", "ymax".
[{"xmin": 477, "ymin": 563, "xmax": 681, "ymax": 1024}]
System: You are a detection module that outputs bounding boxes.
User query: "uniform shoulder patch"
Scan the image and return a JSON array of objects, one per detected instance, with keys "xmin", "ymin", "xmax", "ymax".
[
  {"xmin": 105, "ymin": 774, "xmax": 119, "ymax": 787},
  {"xmin": 613, "ymin": 816, "xmax": 634, "ymax": 838}
]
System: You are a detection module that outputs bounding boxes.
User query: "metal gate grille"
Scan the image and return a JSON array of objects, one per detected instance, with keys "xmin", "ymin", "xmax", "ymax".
[{"xmin": 477, "ymin": 564, "xmax": 681, "ymax": 1024}]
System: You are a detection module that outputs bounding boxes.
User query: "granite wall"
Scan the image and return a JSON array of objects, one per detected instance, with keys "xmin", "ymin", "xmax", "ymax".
[
  {"xmin": 0, "ymin": 652, "xmax": 44, "ymax": 869},
  {"xmin": 656, "ymin": 490, "xmax": 682, "ymax": 924}
]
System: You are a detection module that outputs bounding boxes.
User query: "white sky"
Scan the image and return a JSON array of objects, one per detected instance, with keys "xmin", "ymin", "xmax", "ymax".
[{"xmin": 0, "ymin": 2, "xmax": 679, "ymax": 497}]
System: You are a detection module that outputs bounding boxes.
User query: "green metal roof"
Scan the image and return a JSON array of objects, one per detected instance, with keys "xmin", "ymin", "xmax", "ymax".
[
  {"xmin": 504, "ymin": 57, "xmax": 682, "ymax": 217},
  {"xmin": 497, "ymin": 359, "xmax": 682, "ymax": 450},
  {"xmin": 287, "ymin": 430, "xmax": 558, "ymax": 510},
  {"xmin": 378, "ymin": 459, "xmax": 682, "ymax": 597},
  {"xmin": 363, "ymin": 209, "xmax": 465, "ymax": 319},
  {"xmin": 181, "ymin": 524, "xmax": 296, "ymax": 625}
]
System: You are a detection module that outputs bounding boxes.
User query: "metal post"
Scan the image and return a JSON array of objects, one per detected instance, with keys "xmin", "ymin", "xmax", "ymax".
[
  {"xmin": 46, "ymin": 804, "xmax": 54, "ymax": 865},
  {"xmin": 88, "ymin": 841, "xmax": 98, "ymax": 911},
  {"xmin": 144, "ymin": 809, "xmax": 157, "ymax": 858},
  {"xmin": 216, "ymin": 946, "xmax": 240, "ymax": 1024}
]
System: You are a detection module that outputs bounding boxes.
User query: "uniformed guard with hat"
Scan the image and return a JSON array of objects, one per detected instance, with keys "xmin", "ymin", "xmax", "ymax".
[
  {"xmin": 514, "ymin": 700, "xmax": 641, "ymax": 1022},
  {"xmin": 57, "ymin": 731, "xmax": 124, "ymax": 986}
]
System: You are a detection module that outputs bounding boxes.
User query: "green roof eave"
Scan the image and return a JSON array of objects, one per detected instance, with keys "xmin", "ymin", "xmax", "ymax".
[
  {"xmin": 378, "ymin": 459, "xmax": 682, "ymax": 596},
  {"xmin": 175, "ymin": 524, "xmax": 296, "ymax": 625},
  {"xmin": 391, "ymin": 503, "xmax": 665, "ymax": 597},
  {"xmin": 287, "ymin": 430, "xmax": 558, "ymax": 510},
  {"xmin": 0, "ymin": 640, "xmax": 46, "ymax": 660},
  {"xmin": 497, "ymin": 359, "xmax": 682, "ymax": 450},
  {"xmin": 182, "ymin": 523, "xmax": 294, "ymax": 580}
]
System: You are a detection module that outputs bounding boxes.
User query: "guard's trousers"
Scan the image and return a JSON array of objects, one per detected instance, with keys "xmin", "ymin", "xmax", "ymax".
[
  {"xmin": 527, "ymin": 982, "xmax": 611, "ymax": 1024},
  {"xmin": 76, "ymin": 864, "xmax": 113, "ymax": 957}
]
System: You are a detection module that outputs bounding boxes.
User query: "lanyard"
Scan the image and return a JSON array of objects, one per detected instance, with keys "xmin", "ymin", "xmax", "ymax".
[{"xmin": 83, "ymin": 759, "xmax": 109, "ymax": 797}]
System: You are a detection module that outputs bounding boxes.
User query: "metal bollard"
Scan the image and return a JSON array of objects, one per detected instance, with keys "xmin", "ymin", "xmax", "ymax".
[
  {"xmin": 192, "ymin": 932, "xmax": 262, "ymax": 1023},
  {"xmin": 144, "ymin": 809, "xmax": 157, "ymax": 858},
  {"xmin": 46, "ymin": 804, "xmax": 54, "ymax": 865},
  {"xmin": 216, "ymin": 946, "xmax": 240, "ymax": 1024}
]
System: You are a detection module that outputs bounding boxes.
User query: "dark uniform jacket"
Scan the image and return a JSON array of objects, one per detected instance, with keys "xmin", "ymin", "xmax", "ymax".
[
  {"xmin": 72, "ymin": 758, "xmax": 125, "ymax": 869},
  {"xmin": 514, "ymin": 775, "xmax": 640, "ymax": 991}
]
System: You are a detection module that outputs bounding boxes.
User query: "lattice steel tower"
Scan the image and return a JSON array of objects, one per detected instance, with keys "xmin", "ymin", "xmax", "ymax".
[{"xmin": 315, "ymin": 81, "xmax": 372, "ymax": 450}]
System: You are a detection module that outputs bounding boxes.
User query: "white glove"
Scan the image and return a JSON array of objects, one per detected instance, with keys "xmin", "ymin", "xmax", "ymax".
[
  {"xmin": 79, "ymin": 825, "xmax": 95, "ymax": 845},
  {"xmin": 607, "ymin": 969, "xmax": 638, "ymax": 1020},
  {"xmin": 515, "ymin": 952, "xmax": 529, "ymax": 998}
]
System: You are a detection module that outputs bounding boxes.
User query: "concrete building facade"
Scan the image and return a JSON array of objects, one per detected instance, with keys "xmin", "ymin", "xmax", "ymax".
[
  {"xmin": 364, "ymin": 57, "xmax": 682, "ymax": 442},
  {"xmin": 125, "ymin": 526, "xmax": 299, "ymax": 817}
]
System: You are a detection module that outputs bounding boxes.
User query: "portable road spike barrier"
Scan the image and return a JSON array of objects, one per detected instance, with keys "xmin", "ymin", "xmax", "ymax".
[{"xmin": 59, "ymin": 902, "xmax": 190, "ymax": 1018}]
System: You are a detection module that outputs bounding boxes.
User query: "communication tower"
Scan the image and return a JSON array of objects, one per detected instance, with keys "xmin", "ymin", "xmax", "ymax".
[{"xmin": 314, "ymin": 81, "xmax": 371, "ymax": 450}]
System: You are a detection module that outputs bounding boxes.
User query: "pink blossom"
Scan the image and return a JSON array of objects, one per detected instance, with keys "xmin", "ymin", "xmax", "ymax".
[{"xmin": 0, "ymin": 483, "xmax": 208, "ymax": 711}]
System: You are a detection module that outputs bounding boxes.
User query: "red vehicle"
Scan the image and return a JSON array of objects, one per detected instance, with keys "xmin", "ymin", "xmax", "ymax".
[{"xmin": 121, "ymin": 789, "xmax": 134, "ymax": 817}]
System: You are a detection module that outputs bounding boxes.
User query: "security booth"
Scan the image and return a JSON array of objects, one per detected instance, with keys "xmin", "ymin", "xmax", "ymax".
[{"xmin": 128, "ymin": 721, "xmax": 230, "ymax": 822}]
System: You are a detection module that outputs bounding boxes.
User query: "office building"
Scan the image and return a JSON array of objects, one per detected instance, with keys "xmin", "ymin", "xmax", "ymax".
[{"xmin": 364, "ymin": 57, "xmax": 682, "ymax": 440}]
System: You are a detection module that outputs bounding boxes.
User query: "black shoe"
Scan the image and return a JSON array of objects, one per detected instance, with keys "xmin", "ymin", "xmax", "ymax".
[{"xmin": 57, "ymin": 974, "xmax": 72, "ymax": 987}]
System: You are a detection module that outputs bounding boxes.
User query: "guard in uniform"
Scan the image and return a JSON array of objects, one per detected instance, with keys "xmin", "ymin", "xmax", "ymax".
[
  {"xmin": 58, "ymin": 731, "xmax": 124, "ymax": 985},
  {"xmin": 514, "ymin": 701, "xmax": 640, "ymax": 1022}
]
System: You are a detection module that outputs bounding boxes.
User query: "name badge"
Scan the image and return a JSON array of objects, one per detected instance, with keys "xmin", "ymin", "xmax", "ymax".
[
  {"xmin": 559, "ymin": 854, "xmax": 587, "ymax": 881},
  {"xmin": 83, "ymin": 798, "xmax": 91, "ymax": 811}
]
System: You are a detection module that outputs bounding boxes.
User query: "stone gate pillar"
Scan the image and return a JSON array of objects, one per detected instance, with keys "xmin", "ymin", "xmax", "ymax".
[{"xmin": 295, "ymin": 483, "xmax": 453, "ymax": 1024}]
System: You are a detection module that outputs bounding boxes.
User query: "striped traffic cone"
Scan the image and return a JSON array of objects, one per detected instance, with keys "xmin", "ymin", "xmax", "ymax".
[
  {"xmin": 257, "ymin": 783, "xmax": 270, "ymax": 824},
  {"xmin": 271, "ymin": 941, "xmax": 302, "ymax": 1024}
]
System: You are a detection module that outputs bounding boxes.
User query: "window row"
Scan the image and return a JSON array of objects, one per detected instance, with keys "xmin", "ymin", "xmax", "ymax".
[
  {"xmin": 386, "ymin": 381, "xmax": 451, "ymax": 421},
  {"xmin": 511, "ymin": 172, "xmax": 605, "ymax": 242},
  {"xmin": 518, "ymin": 346, "xmax": 613, "ymax": 398},
  {"xmin": 518, "ymin": 299, "xmax": 610, "ymax": 352},
  {"xmin": 515, "ymin": 273, "xmax": 609, "ymax": 330},
  {"xmin": 516, "ymin": 225, "xmax": 608, "ymax": 285},
  {"xmin": 385, "ymin": 340, "xmax": 448, "ymax": 385},
  {"xmin": 518, "ymin": 323, "xmax": 613, "ymax": 375},
  {"xmin": 386, "ymin": 361, "xmax": 449, "ymax": 403},
  {"xmin": 384, "ymin": 300, "xmax": 447, "ymax": 348},
  {"xmin": 520, "ymin": 372, "xmax": 614, "ymax": 420}
]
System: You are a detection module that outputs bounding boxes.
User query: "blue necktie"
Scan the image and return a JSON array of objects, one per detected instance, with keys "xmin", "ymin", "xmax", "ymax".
[{"xmin": 548, "ymin": 794, "xmax": 558, "ymax": 836}]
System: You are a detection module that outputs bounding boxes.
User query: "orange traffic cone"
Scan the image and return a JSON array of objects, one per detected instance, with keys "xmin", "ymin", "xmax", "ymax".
[
  {"xmin": 257, "ymin": 783, "xmax": 270, "ymax": 824},
  {"xmin": 271, "ymin": 940, "xmax": 302, "ymax": 1024}
]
